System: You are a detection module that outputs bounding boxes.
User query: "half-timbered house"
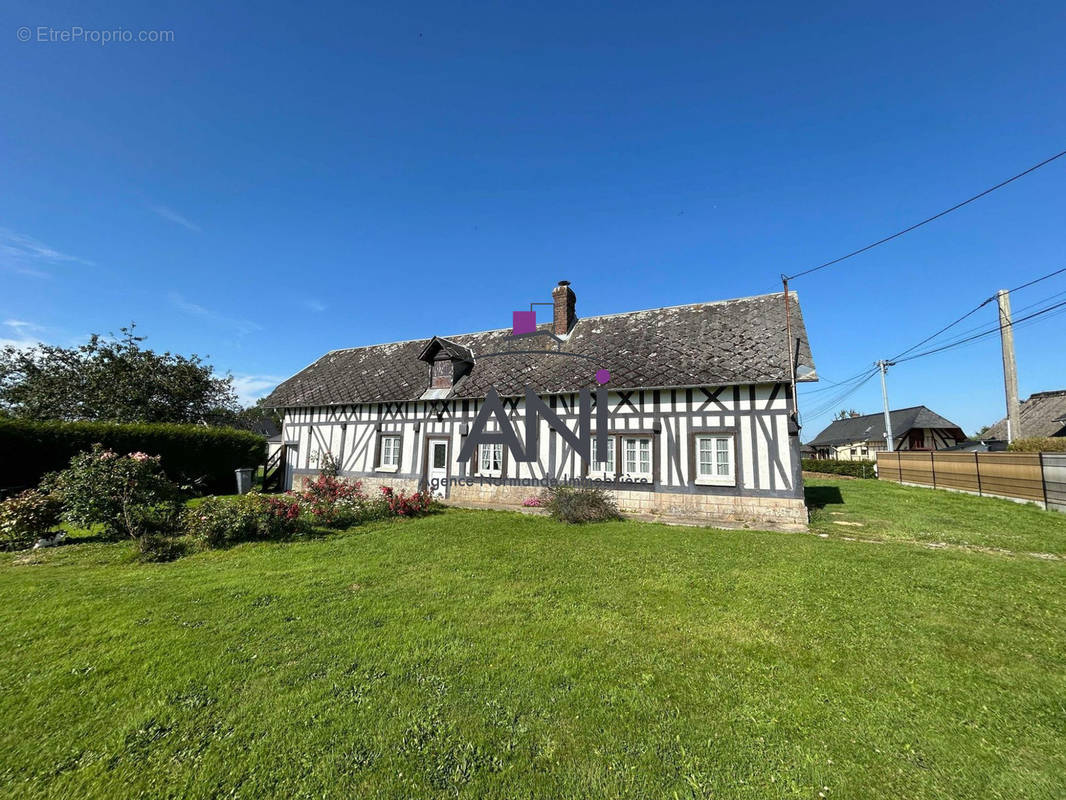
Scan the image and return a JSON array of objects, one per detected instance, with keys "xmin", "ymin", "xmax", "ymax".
[{"xmin": 263, "ymin": 282, "xmax": 817, "ymax": 529}]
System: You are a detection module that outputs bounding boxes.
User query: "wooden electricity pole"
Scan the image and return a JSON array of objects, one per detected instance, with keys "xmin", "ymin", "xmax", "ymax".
[{"xmin": 996, "ymin": 289, "xmax": 1022, "ymax": 443}]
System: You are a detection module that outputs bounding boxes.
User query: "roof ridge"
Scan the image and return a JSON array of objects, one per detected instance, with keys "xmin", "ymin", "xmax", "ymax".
[
  {"xmin": 822, "ymin": 404, "xmax": 926, "ymax": 423},
  {"xmin": 318, "ymin": 291, "xmax": 795, "ymax": 356}
]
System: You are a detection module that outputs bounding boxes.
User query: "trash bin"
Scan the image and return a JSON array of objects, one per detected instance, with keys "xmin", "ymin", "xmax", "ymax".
[{"xmin": 235, "ymin": 468, "xmax": 254, "ymax": 495}]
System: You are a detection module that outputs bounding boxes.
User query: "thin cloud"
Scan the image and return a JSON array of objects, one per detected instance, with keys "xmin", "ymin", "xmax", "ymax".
[
  {"xmin": 169, "ymin": 291, "xmax": 262, "ymax": 337},
  {"xmin": 229, "ymin": 374, "xmax": 285, "ymax": 405},
  {"xmin": 303, "ymin": 299, "xmax": 327, "ymax": 313},
  {"xmin": 150, "ymin": 205, "xmax": 201, "ymax": 232},
  {"xmin": 0, "ymin": 319, "xmax": 44, "ymax": 350},
  {"xmin": 0, "ymin": 227, "xmax": 94, "ymax": 277}
]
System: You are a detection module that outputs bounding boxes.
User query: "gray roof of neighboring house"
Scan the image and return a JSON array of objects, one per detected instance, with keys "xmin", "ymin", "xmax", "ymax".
[
  {"xmin": 984, "ymin": 390, "xmax": 1066, "ymax": 440},
  {"xmin": 807, "ymin": 406, "xmax": 964, "ymax": 447},
  {"xmin": 263, "ymin": 291, "xmax": 816, "ymax": 408}
]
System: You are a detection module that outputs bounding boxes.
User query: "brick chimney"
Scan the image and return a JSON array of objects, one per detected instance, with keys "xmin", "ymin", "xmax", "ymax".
[{"xmin": 552, "ymin": 280, "xmax": 577, "ymax": 335}]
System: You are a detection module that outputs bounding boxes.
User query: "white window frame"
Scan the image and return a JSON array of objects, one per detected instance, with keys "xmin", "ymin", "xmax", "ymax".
[
  {"xmin": 589, "ymin": 433, "xmax": 616, "ymax": 479},
  {"xmin": 694, "ymin": 433, "xmax": 735, "ymax": 486},
  {"xmin": 622, "ymin": 436, "xmax": 653, "ymax": 480},
  {"xmin": 478, "ymin": 442, "xmax": 503, "ymax": 477},
  {"xmin": 377, "ymin": 434, "xmax": 401, "ymax": 472}
]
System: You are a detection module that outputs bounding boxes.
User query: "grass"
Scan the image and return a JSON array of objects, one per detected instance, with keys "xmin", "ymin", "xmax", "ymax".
[
  {"xmin": 806, "ymin": 476, "xmax": 1066, "ymax": 555},
  {"xmin": 1, "ymin": 482, "xmax": 1065, "ymax": 799}
]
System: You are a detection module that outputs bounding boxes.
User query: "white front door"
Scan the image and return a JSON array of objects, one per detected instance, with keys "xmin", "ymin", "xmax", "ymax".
[{"xmin": 429, "ymin": 440, "xmax": 449, "ymax": 498}]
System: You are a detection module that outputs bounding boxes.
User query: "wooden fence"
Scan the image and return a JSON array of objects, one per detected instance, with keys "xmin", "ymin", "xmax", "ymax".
[{"xmin": 876, "ymin": 451, "xmax": 1066, "ymax": 512}]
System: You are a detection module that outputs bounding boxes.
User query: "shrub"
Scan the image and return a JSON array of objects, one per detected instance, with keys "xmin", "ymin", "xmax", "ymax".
[
  {"xmin": 299, "ymin": 475, "xmax": 368, "ymax": 526},
  {"xmin": 0, "ymin": 419, "xmax": 265, "ymax": 496},
  {"xmin": 311, "ymin": 451, "xmax": 341, "ymax": 478},
  {"xmin": 542, "ymin": 486, "xmax": 622, "ymax": 524},
  {"xmin": 801, "ymin": 458, "xmax": 877, "ymax": 478},
  {"xmin": 137, "ymin": 533, "xmax": 188, "ymax": 563},
  {"xmin": 1008, "ymin": 437, "xmax": 1066, "ymax": 453},
  {"xmin": 185, "ymin": 494, "xmax": 268, "ymax": 547},
  {"xmin": 379, "ymin": 486, "xmax": 434, "ymax": 517},
  {"xmin": 52, "ymin": 446, "xmax": 181, "ymax": 539},
  {"xmin": 0, "ymin": 489, "xmax": 62, "ymax": 550},
  {"xmin": 263, "ymin": 495, "xmax": 306, "ymax": 534},
  {"xmin": 521, "ymin": 496, "xmax": 543, "ymax": 508}
]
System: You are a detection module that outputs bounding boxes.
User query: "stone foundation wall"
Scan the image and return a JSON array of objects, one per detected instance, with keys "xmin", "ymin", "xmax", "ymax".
[
  {"xmin": 445, "ymin": 482, "xmax": 807, "ymax": 531},
  {"xmin": 292, "ymin": 473, "xmax": 807, "ymax": 531},
  {"xmin": 291, "ymin": 473, "xmax": 420, "ymax": 495}
]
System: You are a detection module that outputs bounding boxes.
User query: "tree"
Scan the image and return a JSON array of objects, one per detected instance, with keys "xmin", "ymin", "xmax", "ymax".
[
  {"xmin": 0, "ymin": 325, "xmax": 240, "ymax": 425},
  {"xmin": 835, "ymin": 409, "xmax": 861, "ymax": 420},
  {"xmin": 221, "ymin": 397, "xmax": 283, "ymax": 434}
]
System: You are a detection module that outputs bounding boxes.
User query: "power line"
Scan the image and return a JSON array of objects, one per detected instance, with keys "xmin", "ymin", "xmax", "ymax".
[
  {"xmin": 784, "ymin": 148, "xmax": 1066, "ymax": 281},
  {"xmin": 889, "ymin": 266, "xmax": 1066, "ymax": 361},
  {"xmin": 802, "ymin": 371, "xmax": 880, "ymax": 424},
  {"xmin": 895, "ymin": 298, "xmax": 1066, "ymax": 363},
  {"xmin": 802, "ymin": 368, "xmax": 879, "ymax": 415},
  {"xmin": 1007, "ymin": 265, "xmax": 1066, "ymax": 293},
  {"xmin": 887, "ymin": 284, "xmax": 1066, "ymax": 354},
  {"xmin": 889, "ymin": 296, "xmax": 994, "ymax": 361},
  {"xmin": 801, "ymin": 366, "xmax": 881, "ymax": 394},
  {"xmin": 798, "ymin": 268, "xmax": 1066, "ymax": 427},
  {"xmin": 899, "ymin": 292, "xmax": 1066, "ymax": 358}
]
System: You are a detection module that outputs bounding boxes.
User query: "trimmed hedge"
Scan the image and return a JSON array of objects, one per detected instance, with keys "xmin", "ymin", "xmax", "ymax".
[
  {"xmin": 0, "ymin": 419, "xmax": 265, "ymax": 496},
  {"xmin": 801, "ymin": 458, "xmax": 877, "ymax": 478},
  {"xmin": 1007, "ymin": 437, "xmax": 1066, "ymax": 453}
]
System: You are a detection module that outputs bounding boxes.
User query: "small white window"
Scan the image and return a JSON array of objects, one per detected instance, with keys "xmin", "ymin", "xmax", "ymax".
[
  {"xmin": 623, "ymin": 437, "xmax": 652, "ymax": 478},
  {"xmin": 478, "ymin": 442, "xmax": 503, "ymax": 476},
  {"xmin": 695, "ymin": 434, "xmax": 734, "ymax": 486},
  {"xmin": 590, "ymin": 434, "xmax": 615, "ymax": 477},
  {"xmin": 378, "ymin": 435, "xmax": 401, "ymax": 470}
]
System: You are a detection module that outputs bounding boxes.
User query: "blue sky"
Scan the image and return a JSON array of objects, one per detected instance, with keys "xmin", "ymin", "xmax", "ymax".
[{"xmin": 1, "ymin": 1, "xmax": 1064, "ymax": 435}]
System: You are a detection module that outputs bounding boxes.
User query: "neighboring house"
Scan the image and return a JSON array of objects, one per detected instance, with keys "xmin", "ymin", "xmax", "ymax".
[
  {"xmin": 807, "ymin": 406, "xmax": 965, "ymax": 460},
  {"xmin": 263, "ymin": 282, "xmax": 817, "ymax": 529},
  {"xmin": 941, "ymin": 439, "xmax": 1007, "ymax": 453},
  {"xmin": 983, "ymin": 390, "xmax": 1066, "ymax": 442}
]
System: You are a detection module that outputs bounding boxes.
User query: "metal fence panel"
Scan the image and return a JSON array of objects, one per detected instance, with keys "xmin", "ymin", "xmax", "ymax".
[
  {"xmin": 875, "ymin": 450, "xmax": 1061, "ymax": 511},
  {"xmin": 1043, "ymin": 453, "xmax": 1066, "ymax": 512},
  {"xmin": 931, "ymin": 452, "xmax": 981, "ymax": 492},
  {"xmin": 976, "ymin": 452, "xmax": 1044, "ymax": 502}
]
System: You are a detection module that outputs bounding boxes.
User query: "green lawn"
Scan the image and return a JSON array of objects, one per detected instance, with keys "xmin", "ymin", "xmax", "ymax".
[
  {"xmin": 1, "ymin": 481, "xmax": 1065, "ymax": 799},
  {"xmin": 805, "ymin": 476, "xmax": 1066, "ymax": 555}
]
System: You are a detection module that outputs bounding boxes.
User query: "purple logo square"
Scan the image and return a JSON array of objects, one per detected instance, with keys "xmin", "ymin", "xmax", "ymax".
[{"xmin": 512, "ymin": 310, "xmax": 536, "ymax": 335}]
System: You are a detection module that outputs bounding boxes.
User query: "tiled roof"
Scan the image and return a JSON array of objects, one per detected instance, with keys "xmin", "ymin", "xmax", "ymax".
[
  {"xmin": 984, "ymin": 390, "xmax": 1066, "ymax": 440},
  {"xmin": 263, "ymin": 291, "xmax": 815, "ymax": 408},
  {"xmin": 807, "ymin": 406, "xmax": 964, "ymax": 447}
]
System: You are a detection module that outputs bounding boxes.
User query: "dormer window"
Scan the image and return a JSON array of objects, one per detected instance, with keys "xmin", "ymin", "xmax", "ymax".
[
  {"xmin": 417, "ymin": 336, "xmax": 474, "ymax": 398},
  {"xmin": 431, "ymin": 357, "xmax": 452, "ymax": 389}
]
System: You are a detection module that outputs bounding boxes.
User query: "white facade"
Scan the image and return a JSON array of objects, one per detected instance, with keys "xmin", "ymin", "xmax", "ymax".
[{"xmin": 279, "ymin": 382, "xmax": 807, "ymax": 529}]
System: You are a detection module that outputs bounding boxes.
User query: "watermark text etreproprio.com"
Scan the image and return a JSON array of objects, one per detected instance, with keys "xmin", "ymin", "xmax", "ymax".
[{"xmin": 17, "ymin": 26, "xmax": 174, "ymax": 45}]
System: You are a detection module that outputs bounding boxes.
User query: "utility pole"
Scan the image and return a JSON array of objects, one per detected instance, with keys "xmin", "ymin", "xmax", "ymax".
[
  {"xmin": 997, "ymin": 289, "xmax": 1022, "ymax": 443},
  {"xmin": 877, "ymin": 360, "xmax": 895, "ymax": 451}
]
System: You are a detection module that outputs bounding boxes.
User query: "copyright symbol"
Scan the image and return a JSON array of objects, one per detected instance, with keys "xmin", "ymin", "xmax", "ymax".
[{"xmin": 17, "ymin": 26, "xmax": 31, "ymax": 42}]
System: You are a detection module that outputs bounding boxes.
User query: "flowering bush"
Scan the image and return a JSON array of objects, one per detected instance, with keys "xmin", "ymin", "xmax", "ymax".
[
  {"xmin": 283, "ymin": 475, "xmax": 393, "ymax": 528},
  {"xmin": 311, "ymin": 451, "xmax": 342, "ymax": 477},
  {"xmin": 185, "ymin": 494, "xmax": 268, "ymax": 547},
  {"xmin": 301, "ymin": 475, "xmax": 365, "ymax": 505},
  {"xmin": 379, "ymin": 486, "xmax": 434, "ymax": 517},
  {"xmin": 521, "ymin": 496, "xmax": 543, "ymax": 508},
  {"xmin": 0, "ymin": 489, "xmax": 62, "ymax": 550},
  {"xmin": 264, "ymin": 494, "xmax": 305, "ymax": 530},
  {"xmin": 185, "ymin": 493, "xmax": 304, "ymax": 548},
  {"xmin": 51, "ymin": 445, "xmax": 181, "ymax": 539}
]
